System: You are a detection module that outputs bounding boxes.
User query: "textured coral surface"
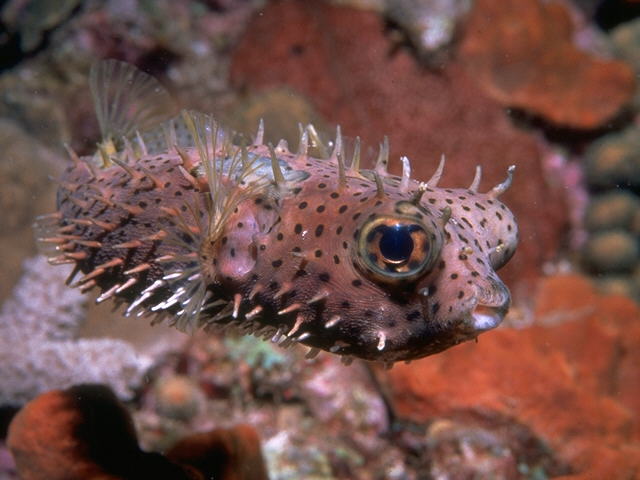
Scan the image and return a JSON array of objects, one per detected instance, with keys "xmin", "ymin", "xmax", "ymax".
[
  {"xmin": 0, "ymin": 256, "xmax": 150, "ymax": 406},
  {"xmin": 229, "ymin": 0, "xmax": 569, "ymax": 285},
  {"xmin": 7, "ymin": 384, "xmax": 268, "ymax": 480},
  {"xmin": 459, "ymin": 0, "xmax": 636, "ymax": 129},
  {"xmin": 381, "ymin": 275, "xmax": 640, "ymax": 479},
  {"xmin": 2, "ymin": 0, "xmax": 640, "ymax": 478},
  {"xmin": 5, "ymin": 274, "xmax": 638, "ymax": 479}
]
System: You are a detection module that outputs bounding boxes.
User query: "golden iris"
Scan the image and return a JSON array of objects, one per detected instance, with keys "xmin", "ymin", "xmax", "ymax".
[{"xmin": 357, "ymin": 216, "xmax": 438, "ymax": 282}]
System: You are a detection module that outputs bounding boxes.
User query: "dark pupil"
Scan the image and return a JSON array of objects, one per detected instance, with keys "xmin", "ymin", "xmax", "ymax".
[{"xmin": 379, "ymin": 225, "xmax": 414, "ymax": 262}]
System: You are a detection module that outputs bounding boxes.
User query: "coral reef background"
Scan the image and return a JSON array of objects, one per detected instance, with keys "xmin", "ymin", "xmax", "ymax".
[
  {"xmin": 0, "ymin": 0, "xmax": 639, "ymax": 478},
  {"xmin": 0, "ymin": 256, "xmax": 151, "ymax": 405}
]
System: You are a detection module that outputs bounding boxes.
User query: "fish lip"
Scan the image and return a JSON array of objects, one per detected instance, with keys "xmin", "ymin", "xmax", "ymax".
[
  {"xmin": 464, "ymin": 281, "xmax": 511, "ymax": 333},
  {"xmin": 469, "ymin": 302, "xmax": 508, "ymax": 332}
]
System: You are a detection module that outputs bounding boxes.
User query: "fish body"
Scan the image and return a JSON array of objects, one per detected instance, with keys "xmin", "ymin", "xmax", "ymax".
[{"xmin": 36, "ymin": 61, "xmax": 518, "ymax": 363}]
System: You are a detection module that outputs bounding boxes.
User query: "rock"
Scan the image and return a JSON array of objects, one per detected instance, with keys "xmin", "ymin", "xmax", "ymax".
[
  {"xmin": 229, "ymin": 0, "xmax": 569, "ymax": 285},
  {"xmin": 0, "ymin": 119, "xmax": 61, "ymax": 301},
  {"xmin": 0, "ymin": 1, "xmax": 260, "ymax": 156},
  {"xmin": 582, "ymin": 229, "xmax": 639, "ymax": 273},
  {"xmin": 394, "ymin": 412, "xmax": 570, "ymax": 478},
  {"xmin": 0, "ymin": 120, "xmax": 56, "ymax": 232},
  {"xmin": 385, "ymin": 0, "xmax": 472, "ymax": 67},
  {"xmin": 380, "ymin": 274, "xmax": 640, "ymax": 478},
  {"xmin": 298, "ymin": 356, "xmax": 389, "ymax": 454},
  {"xmin": 459, "ymin": 0, "xmax": 636, "ymax": 129},
  {"xmin": 1, "ymin": 0, "xmax": 82, "ymax": 52},
  {"xmin": 261, "ymin": 430, "xmax": 335, "ymax": 480},
  {"xmin": 0, "ymin": 256, "xmax": 151, "ymax": 406},
  {"xmin": 138, "ymin": 332, "xmax": 411, "ymax": 479},
  {"xmin": 7, "ymin": 384, "xmax": 268, "ymax": 480},
  {"xmin": 154, "ymin": 375, "xmax": 203, "ymax": 422}
]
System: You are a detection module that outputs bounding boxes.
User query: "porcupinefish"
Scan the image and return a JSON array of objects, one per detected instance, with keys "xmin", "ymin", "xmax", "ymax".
[{"xmin": 35, "ymin": 60, "xmax": 518, "ymax": 364}]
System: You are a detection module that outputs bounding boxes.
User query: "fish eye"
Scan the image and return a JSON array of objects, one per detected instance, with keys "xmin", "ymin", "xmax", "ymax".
[{"xmin": 357, "ymin": 215, "xmax": 439, "ymax": 282}]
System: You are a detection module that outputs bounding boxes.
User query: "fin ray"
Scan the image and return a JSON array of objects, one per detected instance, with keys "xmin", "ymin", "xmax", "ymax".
[{"xmin": 90, "ymin": 59, "xmax": 178, "ymax": 144}]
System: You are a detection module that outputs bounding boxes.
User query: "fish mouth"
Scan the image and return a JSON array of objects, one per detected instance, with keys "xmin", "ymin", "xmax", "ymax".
[
  {"xmin": 462, "ymin": 282, "xmax": 511, "ymax": 335},
  {"xmin": 464, "ymin": 276, "xmax": 511, "ymax": 334},
  {"xmin": 469, "ymin": 302, "xmax": 508, "ymax": 332}
]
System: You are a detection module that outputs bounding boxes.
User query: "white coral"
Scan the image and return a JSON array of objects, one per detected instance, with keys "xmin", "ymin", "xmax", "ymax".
[{"xmin": 0, "ymin": 256, "xmax": 151, "ymax": 406}]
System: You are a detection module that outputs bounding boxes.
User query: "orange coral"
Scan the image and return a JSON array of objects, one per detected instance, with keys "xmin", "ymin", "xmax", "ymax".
[
  {"xmin": 229, "ymin": 0, "xmax": 569, "ymax": 285},
  {"xmin": 7, "ymin": 384, "xmax": 268, "ymax": 480},
  {"xmin": 380, "ymin": 274, "xmax": 640, "ymax": 478},
  {"xmin": 459, "ymin": 0, "xmax": 636, "ymax": 129}
]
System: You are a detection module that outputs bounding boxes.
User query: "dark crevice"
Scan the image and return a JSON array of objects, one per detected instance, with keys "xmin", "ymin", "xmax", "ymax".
[
  {"xmin": 595, "ymin": 0, "xmax": 640, "ymax": 30},
  {"xmin": 506, "ymin": 106, "xmax": 636, "ymax": 152}
]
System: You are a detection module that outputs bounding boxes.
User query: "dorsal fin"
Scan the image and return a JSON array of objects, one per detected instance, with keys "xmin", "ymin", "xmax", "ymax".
[{"xmin": 89, "ymin": 59, "xmax": 178, "ymax": 144}]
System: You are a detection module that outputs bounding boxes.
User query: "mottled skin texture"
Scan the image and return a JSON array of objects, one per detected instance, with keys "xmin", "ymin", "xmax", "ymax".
[{"xmin": 42, "ymin": 134, "xmax": 518, "ymax": 363}]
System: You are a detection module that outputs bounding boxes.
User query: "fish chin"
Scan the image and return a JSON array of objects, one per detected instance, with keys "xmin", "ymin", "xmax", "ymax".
[{"xmin": 410, "ymin": 290, "xmax": 509, "ymax": 356}]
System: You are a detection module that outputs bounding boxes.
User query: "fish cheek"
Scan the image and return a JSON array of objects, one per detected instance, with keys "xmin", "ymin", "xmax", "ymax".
[
  {"xmin": 419, "ymin": 249, "xmax": 480, "ymax": 326},
  {"xmin": 426, "ymin": 241, "xmax": 509, "ymax": 333},
  {"xmin": 495, "ymin": 230, "xmax": 518, "ymax": 270},
  {"xmin": 484, "ymin": 202, "xmax": 519, "ymax": 270}
]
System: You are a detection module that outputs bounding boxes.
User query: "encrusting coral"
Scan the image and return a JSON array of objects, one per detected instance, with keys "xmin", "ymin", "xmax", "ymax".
[
  {"xmin": 229, "ymin": 0, "xmax": 568, "ymax": 286},
  {"xmin": 7, "ymin": 384, "xmax": 269, "ymax": 480},
  {"xmin": 581, "ymin": 126, "xmax": 640, "ymax": 299},
  {"xmin": 459, "ymin": 0, "xmax": 636, "ymax": 129},
  {"xmin": 0, "ymin": 255, "xmax": 151, "ymax": 406},
  {"xmin": 380, "ymin": 274, "xmax": 640, "ymax": 479}
]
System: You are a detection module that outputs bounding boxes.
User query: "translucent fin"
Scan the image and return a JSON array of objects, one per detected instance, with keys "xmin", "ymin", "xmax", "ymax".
[
  {"xmin": 154, "ymin": 110, "xmax": 273, "ymax": 334},
  {"xmin": 148, "ymin": 198, "xmax": 215, "ymax": 334},
  {"xmin": 89, "ymin": 59, "xmax": 178, "ymax": 144}
]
